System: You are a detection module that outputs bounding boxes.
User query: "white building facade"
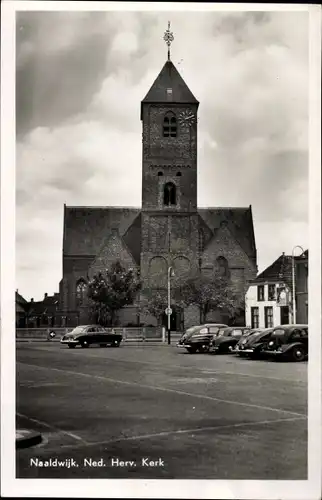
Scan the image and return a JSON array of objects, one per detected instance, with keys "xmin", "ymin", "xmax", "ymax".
[{"xmin": 245, "ymin": 281, "xmax": 292, "ymax": 329}]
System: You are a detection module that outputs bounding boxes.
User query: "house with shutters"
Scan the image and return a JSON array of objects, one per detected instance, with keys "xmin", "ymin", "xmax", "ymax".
[{"xmin": 59, "ymin": 28, "xmax": 258, "ymax": 329}]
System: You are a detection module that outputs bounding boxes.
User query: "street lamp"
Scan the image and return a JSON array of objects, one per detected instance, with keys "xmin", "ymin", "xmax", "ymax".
[
  {"xmin": 292, "ymin": 245, "xmax": 305, "ymax": 324},
  {"xmin": 167, "ymin": 266, "xmax": 175, "ymax": 345}
]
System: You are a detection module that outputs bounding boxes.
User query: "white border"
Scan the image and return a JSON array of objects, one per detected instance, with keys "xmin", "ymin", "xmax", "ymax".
[{"xmin": 1, "ymin": 2, "xmax": 321, "ymax": 499}]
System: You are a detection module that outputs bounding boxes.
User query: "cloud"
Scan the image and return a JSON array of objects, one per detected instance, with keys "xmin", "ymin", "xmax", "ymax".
[{"xmin": 15, "ymin": 10, "xmax": 309, "ymax": 300}]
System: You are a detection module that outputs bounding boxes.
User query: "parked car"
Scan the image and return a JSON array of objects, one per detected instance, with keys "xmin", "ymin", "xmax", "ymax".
[
  {"xmin": 176, "ymin": 324, "xmax": 228, "ymax": 353},
  {"xmin": 210, "ymin": 327, "xmax": 252, "ymax": 354},
  {"xmin": 261, "ymin": 324, "xmax": 308, "ymax": 361},
  {"xmin": 60, "ymin": 325, "xmax": 123, "ymax": 349},
  {"xmin": 233, "ymin": 328, "xmax": 274, "ymax": 358}
]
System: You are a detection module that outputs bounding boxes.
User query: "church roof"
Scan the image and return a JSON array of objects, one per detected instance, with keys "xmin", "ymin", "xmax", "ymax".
[
  {"xmin": 198, "ymin": 206, "xmax": 257, "ymax": 260},
  {"xmin": 63, "ymin": 206, "xmax": 141, "ymax": 263},
  {"xmin": 63, "ymin": 205, "xmax": 256, "ymax": 265},
  {"xmin": 141, "ymin": 60, "xmax": 198, "ymax": 117}
]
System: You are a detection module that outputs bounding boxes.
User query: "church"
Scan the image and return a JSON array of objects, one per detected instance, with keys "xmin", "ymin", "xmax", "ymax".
[{"xmin": 59, "ymin": 26, "xmax": 257, "ymax": 330}]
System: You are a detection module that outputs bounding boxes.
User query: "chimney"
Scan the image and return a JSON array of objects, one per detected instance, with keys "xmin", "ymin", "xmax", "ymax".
[
  {"xmin": 30, "ymin": 298, "xmax": 34, "ymax": 303},
  {"xmin": 44, "ymin": 293, "xmax": 48, "ymax": 299}
]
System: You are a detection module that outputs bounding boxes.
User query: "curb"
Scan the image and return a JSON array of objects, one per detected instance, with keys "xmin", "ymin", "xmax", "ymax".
[{"xmin": 16, "ymin": 429, "xmax": 42, "ymax": 449}]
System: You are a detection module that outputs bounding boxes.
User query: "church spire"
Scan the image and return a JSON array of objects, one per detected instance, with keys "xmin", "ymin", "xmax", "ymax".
[{"xmin": 163, "ymin": 21, "xmax": 174, "ymax": 61}]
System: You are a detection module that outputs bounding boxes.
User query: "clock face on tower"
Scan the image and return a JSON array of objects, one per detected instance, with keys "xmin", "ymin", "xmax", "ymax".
[{"xmin": 179, "ymin": 109, "xmax": 196, "ymax": 127}]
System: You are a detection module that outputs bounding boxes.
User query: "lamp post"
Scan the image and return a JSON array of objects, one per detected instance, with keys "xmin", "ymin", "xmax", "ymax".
[
  {"xmin": 292, "ymin": 245, "xmax": 304, "ymax": 324},
  {"xmin": 167, "ymin": 266, "xmax": 174, "ymax": 345}
]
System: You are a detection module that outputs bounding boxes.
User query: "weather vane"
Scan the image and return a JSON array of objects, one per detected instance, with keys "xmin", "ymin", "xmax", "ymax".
[{"xmin": 163, "ymin": 21, "xmax": 174, "ymax": 61}]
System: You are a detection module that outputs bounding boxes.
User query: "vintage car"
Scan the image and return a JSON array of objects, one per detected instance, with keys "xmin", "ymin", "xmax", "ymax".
[
  {"xmin": 60, "ymin": 325, "xmax": 123, "ymax": 349},
  {"xmin": 176, "ymin": 323, "xmax": 228, "ymax": 353},
  {"xmin": 233, "ymin": 328, "xmax": 274, "ymax": 358},
  {"xmin": 209, "ymin": 327, "xmax": 252, "ymax": 354},
  {"xmin": 262, "ymin": 324, "xmax": 308, "ymax": 361}
]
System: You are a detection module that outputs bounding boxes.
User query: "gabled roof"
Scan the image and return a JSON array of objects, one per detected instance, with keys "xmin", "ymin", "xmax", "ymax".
[
  {"xmin": 251, "ymin": 253, "xmax": 293, "ymax": 288},
  {"xmin": 198, "ymin": 206, "xmax": 257, "ymax": 260},
  {"xmin": 141, "ymin": 60, "xmax": 198, "ymax": 117},
  {"xmin": 63, "ymin": 206, "xmax": 141, "ymax": 257},
  {"xmin": 122, "ymin": 213, "xmax": 141, "ymax": 265},
  {"xmin": 16, "ymin": 291, "xmax": 28, "ymax": 305}
]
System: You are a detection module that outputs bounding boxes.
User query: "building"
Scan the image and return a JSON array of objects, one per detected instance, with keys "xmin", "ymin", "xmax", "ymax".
[
  {"xmin": 24, "ymin": 293, "xmax": 61, "ymax": 328},
  {"xmin": 16, "ymin": 290, "xmax": 28, "ymax": 328},
  {"xmin": 60, "ymin": 27, "xmax": 257, "ymax": 329},
  {"xmin": 245, "ymin": 250, "xmax": 308, "ymax": 328}
]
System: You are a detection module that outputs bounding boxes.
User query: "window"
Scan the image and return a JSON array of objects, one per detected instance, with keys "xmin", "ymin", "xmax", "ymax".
[
  {"xmin": 290, "ymin": 329, "xmax": 303, "ymax": 341},
  {"xmin": 251, "ymin": 307, "xmax": 259, "ymax": 329},
  {"xmin": 231, "ymin": 329, "xmax": 242, "ymax": 337},
  {"xmin": 176, "ymin": 171, "xmax": 182, "ymax": 176},
  {"xmin": 268, "ymin": 284, "xmax": 276, "ymax": 301},
  {"xmin": 264, "ymin": 306, "xmax": 273, "ymax": 328},
  {"xmin": 158, "ymin": 171, "xmax": 163, "ymax": 176},
  {"xmin": 257, "ymin": 285, "xmax": 265, "ymax": 301},
  {"xmin": 163, "ymin": 182, "xmax": 176, "ymax": 206},
  {"xmin": 199, "ymin": 229, "xmax": 205, "ymax": 253},
  {"xmin": 76, "ymin": 280, "xmax": 87, "ymax": 306},
  {"xmin": 163, "ymin": 113, "xmax": 177, "ymax": 137},
  {"xmin": 209, "ymin": 326, "xmax": 220, "ymax": 334},
  {"xmin": 216, "ymin": 256, "xmax": 230, "ymax": 279}
]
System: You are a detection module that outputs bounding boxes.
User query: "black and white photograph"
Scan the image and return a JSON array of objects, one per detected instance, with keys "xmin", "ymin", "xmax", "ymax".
[{"xmin": 1, "ymin": 2, "xmax": 321, "ymax": 499}]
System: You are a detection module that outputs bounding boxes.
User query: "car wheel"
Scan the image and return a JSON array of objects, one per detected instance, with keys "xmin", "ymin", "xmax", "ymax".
[
  {"xmin": 81, "ymin": 341, "xmax": 89, "ymax": 348},
  {"xmin": 292, "ymin": 346, "xmax": 305, "ymax": 362},
  {"xmin": 186, "ymin": 347, "xmax": 197, "ymax": 354},
  {"xmin": 68, "ymin": 344, "xmax": 76, "ymax": 349},
  {"xmin": 199, "ymin": 345, "xmax": 209, "ymax": 353}
]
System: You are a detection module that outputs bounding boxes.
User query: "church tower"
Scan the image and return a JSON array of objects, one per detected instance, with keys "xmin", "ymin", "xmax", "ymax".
[{"xmin": 140, "ymin": 23, "xmax": 200, "ymax": 327}]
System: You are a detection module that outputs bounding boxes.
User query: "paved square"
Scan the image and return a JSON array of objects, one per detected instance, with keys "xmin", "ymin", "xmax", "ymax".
[{"xmin": 16, "ymin": 342, "xmax": 307, "ymax": 479}]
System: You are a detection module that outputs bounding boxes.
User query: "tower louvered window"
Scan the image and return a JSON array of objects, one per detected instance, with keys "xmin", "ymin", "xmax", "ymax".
[
  {"xmin": 164, "ymin": 182, "xmax": 176, "ymax": 206},
  {"xmin": 163, "ymin": 113, "xmax": 177, "ymax": 137}
]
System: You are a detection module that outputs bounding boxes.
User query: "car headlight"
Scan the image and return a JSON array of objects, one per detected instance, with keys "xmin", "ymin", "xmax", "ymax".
[{"xmin": 268, "ymin": 340, "xmax": 274, "ymax": 346}]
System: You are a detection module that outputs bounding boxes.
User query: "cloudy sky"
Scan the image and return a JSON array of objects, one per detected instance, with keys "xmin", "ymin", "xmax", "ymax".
[{"xmin": 15, "ymin": 8, "xmax": 309, "ymax": 301}]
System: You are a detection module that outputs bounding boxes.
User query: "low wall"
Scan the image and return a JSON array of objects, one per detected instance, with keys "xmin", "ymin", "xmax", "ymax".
[{"xmin": 15, "ymin": 327, "xmax": 181, "ymax": 343}]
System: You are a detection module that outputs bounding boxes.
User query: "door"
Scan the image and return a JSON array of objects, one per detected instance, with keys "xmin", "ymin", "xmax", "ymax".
[{"xmin": 280, "ymin": 306, "xmax": 289, "ymax": 325}]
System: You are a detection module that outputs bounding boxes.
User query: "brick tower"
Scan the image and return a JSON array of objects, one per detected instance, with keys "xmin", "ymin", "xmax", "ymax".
[{"xmin": 139, "ymin": 24, "xmax": 200, "ymax": 329}]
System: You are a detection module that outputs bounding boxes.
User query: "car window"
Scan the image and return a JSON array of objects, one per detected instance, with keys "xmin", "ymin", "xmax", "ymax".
[
  {"xmin": 272, "ymin": 328, "xmax": 285, "ymax": 337},
  {"xmin": 87, "ymin": 327, "xmax": 95, "ymax": 333},
  {"xmin": 71, "ymin": 326, "xmax": 87, "ymax": 334},
  {"xmin": 231, "ymin": 330, "xmax": 242, "ymax": 337},
  {"xmin": 290, "ymin": 329, "xmax": 303, "ymax": 341},
  {"xmin": 209, "ymin": 327, "xmax": 220, "ymax": 334}
]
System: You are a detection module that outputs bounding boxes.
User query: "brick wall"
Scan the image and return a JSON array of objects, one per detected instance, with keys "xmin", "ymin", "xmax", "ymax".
[{"xmin": 141, "ymin": 103, "xmax": 197, "ymax": 212}]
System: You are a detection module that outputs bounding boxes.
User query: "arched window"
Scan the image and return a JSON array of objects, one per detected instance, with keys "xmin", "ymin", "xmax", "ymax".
[
  {"xmin": 163, "ymin": 112, "xmax": 177, "ymax": 138},
  {"xmin": 199, "ymin": 229, "xmax": 205, "ymax": 253},
  {"xmin": 176, "ymin": 171, "xmax": 182, "ymax": 177},
  {"xmin": 76, "ymin": 279, "xmax": 87, "ymax": 306},
  {"xmin": 163, "ymin": 182, "xmax": 176, "ymax": 206},
  {"xmin": 216, "ymin": 256, "xmax": 230, "ymax": 279},
  {"xmin": 158, "ymin": 171, "xmax": 163, "ymax": 176}
]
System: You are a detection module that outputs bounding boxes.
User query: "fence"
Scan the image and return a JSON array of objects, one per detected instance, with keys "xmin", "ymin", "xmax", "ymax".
[{"xmin": 16, "ymin": 327, "xmax": 182, "ymax": 344}]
